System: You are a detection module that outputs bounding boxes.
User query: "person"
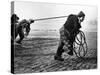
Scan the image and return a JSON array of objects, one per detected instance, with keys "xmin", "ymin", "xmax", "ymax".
[
  {"xmin": 15, "ymin": 19, "xmax": 34, "ymax": 44},
  {"xmin": 54, "ymin": 11, "xmax": 85, "ymax": 61},
  {"xmin": 11, "ymin": 14, "xmax": 19, "ymax": 45}
]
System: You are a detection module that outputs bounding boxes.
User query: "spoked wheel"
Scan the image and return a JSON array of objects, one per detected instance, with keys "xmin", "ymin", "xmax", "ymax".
[{"xmin": 73, "ymin": 30, "xmax": 88, "ymax": 58}]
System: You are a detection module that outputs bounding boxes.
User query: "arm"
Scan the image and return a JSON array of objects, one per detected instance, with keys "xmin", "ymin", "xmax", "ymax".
[
  {"xmin": 22, "ymin": 22, "xmax": 31, "ymax": 36},
  {"xmin": 80, "ymin": 16, "xmax": 85, "ymax": 22},
  {"xmin": 71, "ymin": 16, "xmax": 81, "ymax": 34},
  {"xmin": 18, "ymin": 20, "xmax": 31, "ymax": 36}
]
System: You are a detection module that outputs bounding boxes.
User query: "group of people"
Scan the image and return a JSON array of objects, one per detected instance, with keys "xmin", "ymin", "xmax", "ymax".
[{"xmin": 11, "ymin": 11, "xmax": 85, "ymax": 61}]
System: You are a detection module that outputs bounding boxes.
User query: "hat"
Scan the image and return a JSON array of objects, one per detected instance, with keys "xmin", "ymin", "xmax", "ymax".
[
  {"xmin": 78, "ymin": 11, "xmax": 85, "ymax": 17},
  {"xmin": 11, "ymin": 14, "xmax": 19, "ymax": 20}
]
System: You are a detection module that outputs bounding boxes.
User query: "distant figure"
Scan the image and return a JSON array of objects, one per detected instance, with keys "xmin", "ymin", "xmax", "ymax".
[
  {"xmin": 11, "ymin": 14, "xmax": 19, "ymax": 45},
  {"xmin": 16, "ymin": 19, "xmax": 34, "ymax": 44},
  {"xmin": 54, "ymin": 11, "xmax": 85, "ymax": 61}
]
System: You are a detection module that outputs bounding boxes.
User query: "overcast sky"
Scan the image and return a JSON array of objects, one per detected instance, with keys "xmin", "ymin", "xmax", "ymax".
[{"xmin": 14, "ymin": 1, "xmax": 97, "ymax": 32}]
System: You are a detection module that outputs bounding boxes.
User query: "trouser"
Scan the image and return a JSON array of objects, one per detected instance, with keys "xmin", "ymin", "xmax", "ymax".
[
  {"xmin": 56, "ymin": 41, "xmax": 65, "ymax": 57},
  {"xmin": 56, "ymin": 34, "xmax": 75, "ymax": 57},
  {"xmin": 11, "ymin": 25, "xmax": 24, "ymax": 44},
  {"xmin": 68, "ymin": 35, "xmax": 75, "ymax": 52},
  {"xmin": 16, "ymin": 28, "xmax": 24, "ymax": 43}
]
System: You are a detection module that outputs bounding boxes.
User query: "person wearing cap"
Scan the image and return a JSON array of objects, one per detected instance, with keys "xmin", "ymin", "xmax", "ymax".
[
  {"xmin": 54, "ymin": 11, "xmax": 85, "ymax": 61},
  {"xmin": 15, "ymin": 19, "xmax": 34, "ymax": 44}
]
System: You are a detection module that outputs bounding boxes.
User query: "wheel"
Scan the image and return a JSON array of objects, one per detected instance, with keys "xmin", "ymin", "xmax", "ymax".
[{"xmin": 73, "ymin": 30, "xmax": 88, "ymax": 58}]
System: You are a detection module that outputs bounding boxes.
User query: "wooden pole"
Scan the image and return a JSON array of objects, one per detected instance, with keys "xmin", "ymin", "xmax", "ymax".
[{"xmin": 34, "ymin": 15, "xmax": 68, "ymax": 21}]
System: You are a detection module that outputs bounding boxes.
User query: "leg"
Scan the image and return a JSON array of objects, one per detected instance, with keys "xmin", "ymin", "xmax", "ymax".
[
  {"xmin": 16, "ymin": 29, "xmax": 24, "ymax": 44},
  {"xmin": 68, "ymin": 41, "xmax": 74, "ymax": 55},
  {"xmin": 56, "ymin": 41, "xmax": 64, "ymax": 56},
  {"xmin": 54, "ymin": 41, "xmax": 65, "ymax": 61},
  {"xmin": 68, "ymin": 35, "xmax": 75, "ymax": 55}
]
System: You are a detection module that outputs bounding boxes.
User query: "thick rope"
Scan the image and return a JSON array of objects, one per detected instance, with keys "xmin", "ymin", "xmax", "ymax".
[
  {"xmin": 73, "ymin": 30, "xmax": 88, "ymax": 58},
  {"xmin": 34, "ymin": 16, "xmax": 68, "ymax": 21}
]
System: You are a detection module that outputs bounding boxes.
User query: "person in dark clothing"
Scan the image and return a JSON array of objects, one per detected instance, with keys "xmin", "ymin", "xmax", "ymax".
[
  {"xmin": 11, "ymin": 14, "xmax": 19, "ymax": 45},
  {"xmin": 16, "ymin": 19, "xmax": 34, "ymax": 44},
  {"xmin": 54, "ymin": 11, "xmax": 85, "ymax": 61},
  {"xmin": 11, "ymin": 13, "xmax": 34, "ymax": 45}
]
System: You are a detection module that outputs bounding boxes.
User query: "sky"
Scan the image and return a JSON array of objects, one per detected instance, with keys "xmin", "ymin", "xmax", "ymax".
[{"xmin": 13, "ymin": 1, "xmax": 98, "ymax": 33}]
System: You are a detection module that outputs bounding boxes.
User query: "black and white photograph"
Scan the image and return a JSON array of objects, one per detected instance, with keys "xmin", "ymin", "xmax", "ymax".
[{"xmin": 11, "ymin": 1, "xmax": 97, "ymax": 74}]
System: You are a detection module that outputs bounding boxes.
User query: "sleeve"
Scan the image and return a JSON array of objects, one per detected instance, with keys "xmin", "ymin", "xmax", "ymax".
[
  {"xmin": 71, "ymin": 16, "xmax": 81, "ymax": 34},
  {"xmin": 18, "ymin": 19, "xmax": 29, "ymax": 27},
  {"xmin": 23, "ymin": 21, "xmax": 31, "ymax": 35},
  {"xmin": 18, "ymin": 19, "xmax": 30, "ymax": 32}
]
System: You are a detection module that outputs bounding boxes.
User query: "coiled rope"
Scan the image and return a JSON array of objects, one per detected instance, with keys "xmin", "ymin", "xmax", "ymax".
[{"xmin": 73, "ymin": 30, "xmax": 88, "ymax": 58}]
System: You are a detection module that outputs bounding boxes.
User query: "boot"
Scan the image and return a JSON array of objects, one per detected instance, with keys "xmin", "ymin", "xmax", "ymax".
[{"xmin": 54, "ymin": 55, "xmax": 64, "ymax": 61}]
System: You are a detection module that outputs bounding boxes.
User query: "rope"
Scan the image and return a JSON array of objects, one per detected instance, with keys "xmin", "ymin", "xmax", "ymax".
[
  {"xmin": 34, "ymin": 16, "xmax": 68, "ymax": 21},
  {"xmin": 73, "ymin": 30, "xmax": 88, "ymax": 58}
]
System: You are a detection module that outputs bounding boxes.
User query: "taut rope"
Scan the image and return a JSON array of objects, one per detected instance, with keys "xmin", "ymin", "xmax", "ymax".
[{"xmin": 34, "ymin": 16, "xmax": 68, "ymax": 21}]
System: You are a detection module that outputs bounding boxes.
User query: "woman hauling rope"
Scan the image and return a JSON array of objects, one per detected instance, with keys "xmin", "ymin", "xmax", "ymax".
[
  {"xmin": 11, "ymin": 14, "xmax": 34, "ymax": 45},
  {"xmin": 16, "ymin": 19, "xmax": 34, "ymax": 44},
  {"xmin": 54, "ymin": 11, "xmax": 85, "ymax": 61}
]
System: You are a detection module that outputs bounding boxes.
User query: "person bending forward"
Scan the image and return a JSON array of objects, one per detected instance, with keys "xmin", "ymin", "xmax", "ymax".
[{"xmin": 54, "ymin": 11, "xmax": 85, "ymax": 61}]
